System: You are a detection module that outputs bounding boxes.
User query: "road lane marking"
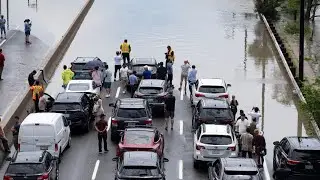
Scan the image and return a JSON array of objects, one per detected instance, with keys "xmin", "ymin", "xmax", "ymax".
[
  {"xmin": 0, "ymin": 25, "xmax": 20, "ymax": 47},
  {"xmin": 178, "ymin": 160, "xmax": 183, "ymax": 179},
  {"xmin": 107, "ymin": 117, "xmax": 111, "ymax": 132},
  {"xmin": 115, "ymin": 87, "xmax": 120, "ymax": 98},
  {"xmin": 180, "ymin": 89, "xmax": 183, "ymax": 100},
  {"xmin": 263, "ymin": 158, "xmax": 271, "ymax": 180},
  {"xmin": 91, "ymin": 160, "xmax": 100, "ymax": 180},
  {"xmin": 179, "ymin": 120, "xmax": 183, "ymax": 135}
]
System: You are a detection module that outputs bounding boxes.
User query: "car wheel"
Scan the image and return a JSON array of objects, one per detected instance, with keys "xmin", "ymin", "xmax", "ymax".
[
  {"xmin": 83, "ymin": 121, "xmax": 90, "ymax": 133},
  {"xmin": 55, "ymin": 165, "xmax": 59, "ymax": 180},
  {"xmin": 66, "ymin": 136, "xmax": 71, "ymax": 149},
  {"xmin": 192, "ymin": 118, "xmax": 198, "ymax": 130},
  {"xmin": 111, "ymin": 133, "xmax": 118, "ymax": 142},
  {"xmin": 58, "ymin": 150, "xmax": 62, "ymax": 164},
  {"xmin": 273, "ymin": 154, "xmax": 278, "ymax": 171},
  {"xmin": 193, "ymin": 160, "xmax": 199, "ymax": 169}
]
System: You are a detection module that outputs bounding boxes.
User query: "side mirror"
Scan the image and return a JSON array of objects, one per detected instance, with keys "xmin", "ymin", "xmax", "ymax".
[
  {"xmin": 109, "ymin": 103, "xmax": 115, "ymax": 107},
  {"xmin": 112, "ymin": 157, "xmax": 119, "ymax": 161},
  {"xmin": 273, "ymin": 141, "xmax": 280, "ymax": 146},
  {"xmin": 227, "ymin": 84, "xmax": 231, "ymax": 87},
  {"xmin": 163, "ymin": 158, "xmax": 169, "ymax": 162},
  {"xmin": 5, "ymin": 157, "xmax": 12, "ymax": 161}
]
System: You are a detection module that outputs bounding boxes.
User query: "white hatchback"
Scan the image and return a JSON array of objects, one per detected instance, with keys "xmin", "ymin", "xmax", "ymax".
[
  {"xmin": 193, "ymin": 124, "xmax": 238, "ymax": 168},
  {"xmin": 190, "ymin": 78, "xmax": 231, "ymax": 105},
  {"xmin": 66, "ymin": 80, "xmax": 100, "ymax": 96}
]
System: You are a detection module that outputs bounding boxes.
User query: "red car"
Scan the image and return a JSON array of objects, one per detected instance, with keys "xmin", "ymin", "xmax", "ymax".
[{"xmin": 117, "ymin": 127, "xmax": 164, "ymax": 157}]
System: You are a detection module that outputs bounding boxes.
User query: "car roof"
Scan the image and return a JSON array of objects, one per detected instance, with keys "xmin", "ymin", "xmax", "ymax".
[
  {"xmin": 222, "ymin": 158, "xmax": 258, "ymax": 171},
  {"xmin": 201, "ymin": 98, "xmax": 229, "ymax": 108},
  {"xmin": 139, "ymin": 79, "xmax": 165, "ymax": 87},
  {"xmin": 201, "ymin": 124, "xmax": 232, "ymax": 136},
  {"xmin": 198, "ymin": 78, "xmax": 225, "ymax": 86},
  {"xmin": 73, "ymin": 57, "xmax": 99, "ymax": 63},
  {"xmin": 123, "ymin": 151, "xmax": 158, "ymax": 167},
  {"xmin": 22, "ymin": 113, "xmax": 62, "ymax": 125},
  {"xmin": 119, "ymin": 98, "xmax": 146, "ymax": 109},
  {"xmin": 12, "ymin": 151, "xmax": 48, "ymax": 164},
  {"xmin": 132, "ymin": 58, "xmax": 157, "ymax": 65},
  {"xmin": 68, "ymin": 80, "xmax": 93, "ymax": 84},
  {"xmin": 287, "ymin": 137, "xmax": 320, "ymax": 150},
  {"xmin": 55, "ymin": 92, "xmax": 85, "ymax": 103}
]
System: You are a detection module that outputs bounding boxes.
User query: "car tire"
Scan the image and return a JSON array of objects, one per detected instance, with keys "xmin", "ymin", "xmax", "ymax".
[
  {"xmin": 111, "ymin": 133, "xmax": 118, "ymax": 142},
  {"xmin": 273, "ymin": 154, "xmax": 278, "ymax": 171},
  {"xmin": 58, "ymin": 150, "xmax": 62, "ymax": 164},
  {"xmin": 83, "ymin": 121, "xmax": 90, "ymax": 133},
  {"xmin": 55, "ymin": 165, "xmax": 59, "ymax": 180},
  {"xmin": 193, "ymin": 160, "xmax": 199, "ymax": 169},
  {"xmin": 66, "ymin": 137, "xmax": 71, "ymax": 149}
]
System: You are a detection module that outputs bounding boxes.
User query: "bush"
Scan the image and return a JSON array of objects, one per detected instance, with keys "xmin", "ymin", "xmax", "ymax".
[
  {"xmin": 284, "ymin": 22, "xmax": 311, "ymax": 35},
  {"xmin": 301, "ymin": 82, "xmax": 320, "ymax": 126},
  {"xmin": 254, "ymin": 0, "xmax": 284, "ymax": 20}
]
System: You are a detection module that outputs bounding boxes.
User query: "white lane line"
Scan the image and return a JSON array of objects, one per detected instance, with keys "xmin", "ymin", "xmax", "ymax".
[
  {"xmin": 179, "ymin": 120, "xmax": 183, "ymax": 135},
  {"xmin": 107, "ymin": 117, "xmax": 111, "ymax": 132},
  {"xmin": 180, "ymin": 89, "xmax": 183, "ymax": 100},
  {"xmin": 263, "ymin": 158, "xmax": 271, "ymax": 180},
  {"xmin": 91, "ymin": 160, "xmax": 100, "ymax": 180},
  {"xmin": 178, "ymin": 160, "xmax": 183, "ymax": 179},
  {"xmin": 0, "ymin": 25, "xmax": 20, "ymax": 47},
  {"xmin": 115, "ymin": 87, "xmax": 120, "ymax": 98}
]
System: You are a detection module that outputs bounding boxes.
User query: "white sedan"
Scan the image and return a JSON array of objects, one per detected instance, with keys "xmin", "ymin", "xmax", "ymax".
[{"xmin": 66, "ymin": 80, "xmax": 101, "ymax": 96}]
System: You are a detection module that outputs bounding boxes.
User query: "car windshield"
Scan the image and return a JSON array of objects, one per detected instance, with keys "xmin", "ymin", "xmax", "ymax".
[
  {"xmin": 293, "ymin": 150, "xmax": 320, "ymax": 160},
  {"xmin": 120, "ymin": 166, "xmax": 159, "ymax": 176},
  {"xmin": 51, "ymin": 103, "xmax": 81, "ymax": 111},
  {"xmin": 117, "ymin": 108, "xmax": 147, "ymax": 118},
  {"xmin": 201, "ymin": 108, "xmax": 232, "ymax": 119},
  {"xmin": 199, "ymin": 85, "xmax": 225, "ymax": 93},
  {"xmin": 124, "ymin": 131, "xmax": 154, "ymax": 145},
  {"xmin": 139, "ymin": 87, "xmax": 163, "ymax": 94},
  {"xmin": 71, "ymin": 63, "xmax": 86, "ymax": 71},
  {"xmin": 6, "ymin": 163, "xmax": 45, "ymax": 174},
  {"xmin": 68, "ymin": 83, "xmax": 90, "ymax": 91},
  {"xmin": 200, "ymin": 135, "xmax": 232, "ymax": 145}
]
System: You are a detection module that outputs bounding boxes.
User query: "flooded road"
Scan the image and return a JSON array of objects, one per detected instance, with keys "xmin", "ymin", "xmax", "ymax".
[{"xmin": 41, "ymin": 0, "xmax": 309, "ymax": 179}]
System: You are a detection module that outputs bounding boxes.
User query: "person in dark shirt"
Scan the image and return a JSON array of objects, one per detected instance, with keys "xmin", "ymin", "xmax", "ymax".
[
  {"xmin": 164, "ymin": 91, "xmax": 176, "ymax": 130},
  {"xmin": 142, "ymin": 65, "xmax": 152, "ymax": 79},
  {"xmin": 28, "ymin": 70, "xmax": 37, "ymax": 86},
  {"xmin": 236, "ymin": 110, "xmax": 248, "ymax": 120},
  {"xmin": 230, "ymin": 95, "xmax": 239, "ymax": 120},
  {"xmin": 95, "ymin": 114, "xmax": 109, "ymax": 153},
  {"xmin": 253, "ymin": 129, "xmax": 266, "ymax": 167},
  {"xmin": 157, "ymin": 62, "xmax": 167, "ymax": 80},
  {"xmin": 11, "ymin": 116, "xmax": 20, "ymax": 150}
]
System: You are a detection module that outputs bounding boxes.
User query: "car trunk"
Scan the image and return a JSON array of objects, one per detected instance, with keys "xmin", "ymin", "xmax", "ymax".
[
  {"xmin": 196, "ymin": 85, "xmax": 228, "ymax": 99},
  {"xmin": 291, "ymin": 150, "xmax": 320, "ymax": 173},
  {"xmin": 198, "ymin": 135, "xmax": 234, "ymax": 159}
]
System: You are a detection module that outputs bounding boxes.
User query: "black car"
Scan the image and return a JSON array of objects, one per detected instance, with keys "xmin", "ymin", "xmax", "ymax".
[
  {"xmin": 112, "ymin": 151, "xmax": 168, "ymax": 180},
  {"xmin": 4, "ymin": 151, "xmax": 59, "ymax": 180},
  {"xmin": 128, "ymin": 57, "xmax": 158, "ymax": 79},
  {"xmin": 49, "ymin": 92, "xmax": 94, "ymax": 132},
  {"xmin": 208, "ymin": 158, "xmax": 263, "ymax": 180},
  {"xmin": 71, "ymin": 57, "xmax": 106, "ymax": 80},
  {"xmin": 109, "ymin": 98, "xmax": 153, "ymax": 142},
  {"xmin": 191, "ymin": 98, "xmax": 234, "ymax": 129},
  {"xmin": 273, "ymin": 136, "xmax": 320, "ymax": 178},
  {"xmin": 134, "ymin": 79, "xmax": 168, "ymax": 115}
]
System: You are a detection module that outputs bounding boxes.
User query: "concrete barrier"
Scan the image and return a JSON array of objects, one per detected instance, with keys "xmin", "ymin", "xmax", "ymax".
[
  {"xmin": 0, "ymin": 0, "xmax": 95, "ymax": 164},
  {"xmin": 260, "ymin": 14, "xmax": 320, "ymax": 137}
]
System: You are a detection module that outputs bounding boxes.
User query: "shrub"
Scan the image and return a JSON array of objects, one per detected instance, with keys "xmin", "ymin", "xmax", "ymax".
[
  {"xmin": 284, "ymin": 22, "xmax": 311, "ymax": 35},
  {"xmin": 254, "ymin": 0, "xmax": 284, "ymax": 20},
  {"xmin": 301, "ymin": 81, "xmax": 320, "ymax": 126}
]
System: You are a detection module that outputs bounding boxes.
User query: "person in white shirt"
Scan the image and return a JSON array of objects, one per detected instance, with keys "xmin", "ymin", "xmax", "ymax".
[
  {"xmin": 248, "ymin": 107, "xmax": 262, "ymax": 125},
  {"xmin": 120, "ymin": 64, "xmax": 130, "ymax": 94},
  {"xmin": 114, "ymin": 51, "xmax": 122, "ymax": 81},
  {"xmin": 179, "ymin": 60, "xmax": 190, "ymax": 93},
  {"xmin": 235, "ymin": 116, "xmax": 250, "ymax": 135},
  {"xmin": 38, "ymin": 92, "xmax": 47, "ymax": 112}
]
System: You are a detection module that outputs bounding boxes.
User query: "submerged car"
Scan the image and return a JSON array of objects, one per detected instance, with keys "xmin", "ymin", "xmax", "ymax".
[
  {"xmin": 128, "ymin": 57, "xmax": 158, "ymax": 79},
  {"xmin": 117, "ymin": 127, "xmax": 164, "ymax": 157}
]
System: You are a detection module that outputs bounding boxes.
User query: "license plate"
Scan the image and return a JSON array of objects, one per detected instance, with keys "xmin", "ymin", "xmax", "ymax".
[
  {"xmin": 305, "ymin": 164, "xmax": 313, "ymax": 169},
  {"xmin": 64, "ymin": 114, "xmax": 70, "ymax": 118},
  {"xmin": 128, "ymin": 123, "xmax": 136, "ymax": 127},
  {"xmin": 40, "ymin": 146, "xmax": 48, "ymax": 150},
  {"xmin": 210, "ymin": 150, "xmax": 219, "ymax": 155},
  {"xmin": 147, "ymin": 99, "xmax": 153, "ymax": 102}
]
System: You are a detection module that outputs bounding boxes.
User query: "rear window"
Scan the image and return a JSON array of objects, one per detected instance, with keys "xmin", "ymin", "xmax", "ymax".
[
  {"xmin": 201, "ymin": 108, "xmax": 232, "ymax": 119},
  {"xmin": 51, "ymin": 103, "xmax": 81, "ymax": 111},
  {"xmin": 133, "ymin": 65, "xmax": 156, "ymax": 72},
  {"xmin": 117, "ymin": 108, "xmax": 147, "ymax": 118},
  {"xmin": 293, "ymin": 150, "xmax": 320, "ymax": 160},
  {"xmin": 68, "ymin": 83, "xmax": 90, "ymax": 91},
  {"xmin": 124, "ymin": 131, "xmax": 154, "ymax": 145},
  {"xmin": 120, "ymin": 166, "xmax": 159, "ymax": 176},
  {"xmin": 71, "ymin": 63, "xmax": 86, "ymax": 71},
  {"xmin": 199, "ymin": 86, "xmax": 225, "ymax": 93},
  {"xmin": 200, "ymin": 135, "xmax": 232, "ymax": 145},
  {"xmin": 139, "ymin": 87, "xmax": 163, "ymax": 94},
  {"xmin": 7, "ymin": 163, "xmax": 45, "ymax": 174}
]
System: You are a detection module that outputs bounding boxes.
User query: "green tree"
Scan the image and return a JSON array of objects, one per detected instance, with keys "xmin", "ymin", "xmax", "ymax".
[
  {"xmin": 254, "ymin": 0, "xmax": 285, "ymax": 20},
  {"xmin": 287, "ymin": 0, "xmax": 300, "ymax": 20},
  {"xmin": 301, "ymin": 78, "xmax": 320, "ymax": 126}
]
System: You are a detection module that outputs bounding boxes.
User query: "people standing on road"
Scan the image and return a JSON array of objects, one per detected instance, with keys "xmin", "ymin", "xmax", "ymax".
[
  {"xmin": 188, "ymin": 65, "xmax": 197, "ymax": 95},
  {"xmin": 0, "ymin": 49, "xmax": 4, "ymax": 80},
  {"xmin": 30, "ymin": 80, "xmax": 43, "ymax": 112},
  {"xmin": 129, "ymin": 71, "xmax": 138, "ymax": 98},
  {"xmin": 95, "ymin": 114, "xmax": 109, "ymax": 154},
  {"xmin": 165, "ymin": 46, "xmax": 175, "ymax": 66},
  {"xmin": 24, "ymin": 19, "xmax": 32, "ymax": 44},
  {"xmin": 142, "ymin": 65, "xmax": 152, "ymax": 79},
  {"xmin": 236, "ymin": 110, "xmax": 248, "ymax": 121},
  {"xmin": 167, "ymin": 61, "xmax": 173, "ymax": 87},
  {"xmin": 61, "ymin": 65, "xmax": 74, "ymax": 89},
  {"xmin": 28, "ymin": 70, "xmax": 37, "ymax": 86},
  {"xmin": 38, "ymin": 92, "xmax": 47, "ymax": 112},
  {"xmin": 11, "ymin": 116, "xmax": 20, "ymax": 151},
  {"xmin": 248, "ymin": 107, "xmax": 261, "ymax": 124},
  {"xmin": 0, "ymin": 15, "xmax": 6, "ymax": 39},
  {"xmin": 248, "ymin": 118, "xmax": 257, "ymax": 135},
  {"xmin": 253, "ymin": 129, "xmax": 266, "ymax": 168},
  {"xmin": 120, "ymin": 64, "xmax": 129, "ymax": 94},
  {"xmin": 179, "ymin": 60, "xmax": 190, "ymax": 92},
  {"xmin": 120, "ymin": 39, "xmax": 131, "ymax": 64},
  {"xmin": 240, "ymin": 127, "xmax": 253, "ymax": 158},
  {"xmin": 93, "ymin": 96, "xmax": 104, "ymax": 122},
  {"xmin": 156, "ymin": 62, "xmax": 167, "ymax": 80},
  {"xmin": 230, "ymin": 95, "xmax": 239, "ymax": 120},
  {"xmin": 164, "ymin": 90, "xmax": 176, "ymax": 130},
  {"xmin": 92, "ymin": 66, "xmax": 102, "ymax": 88},
  {"xmin": 103, "ymin": 65, "xmax": 112, "ymax": 98},
  {"xmin": 235, "ymin": 115, "xmax": 250, "ymax": 135},
  {"xmin": 0, "ymin": 125, "xmax": 10, "ymax": 153},
  {"xmin": 114, "ymin": 51, "xmax": 122, "ymax": 81}
]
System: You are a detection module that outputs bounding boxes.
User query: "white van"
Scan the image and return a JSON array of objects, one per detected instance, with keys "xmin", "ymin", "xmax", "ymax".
[{"xmin": 18, "ymin": 113, "xmax": 71, "ymax": 158}]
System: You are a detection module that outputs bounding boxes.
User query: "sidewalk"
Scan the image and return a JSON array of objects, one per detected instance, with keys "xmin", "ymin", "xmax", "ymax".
[{"xmin": 0, "ymin": 30, "xmax": 49, "ymax": 116}]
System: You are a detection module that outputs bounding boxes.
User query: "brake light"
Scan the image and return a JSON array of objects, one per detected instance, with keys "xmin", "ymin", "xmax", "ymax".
[
  {"xmin": 111, "ymin": 119, "xmax": 118, "ymax": 126},
  {"xmin": 287, "ymin": 159, "xmax": 300, "ymax": 165},
  {"xmin": 116, "ymin": 146, "xmax": 121, "ymax": 156},
  {"xmin": 195, "ymin": 93, "xmax": 205, "ymax": 97},
  {"xmin": 196, "ymin": 145, "xmax": 205, "ymax": 150},
  {"xmin": 219, "ymin": 94, "xmax": 229, "ymax": 98},
  {"xmin": 3, "ymin": 175, "xmax": 13, "ymax": 180},
  {"xmin": 228, "ymin": 146, "xmax": 236, "ymax": 151},
  {"xmin": 55, "ymin": 144, "xmax": 58, "ymax": 152},
  {"xmin": 144, "ymin": 119, "xmax": 152, "ymax": 124},
  {"xmin": 37, "ymin": 173, "xmax": 49, "ymax": 180}
]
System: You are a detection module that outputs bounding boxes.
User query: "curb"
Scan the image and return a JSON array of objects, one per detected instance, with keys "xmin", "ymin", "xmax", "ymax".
[
  {"xmin": 260, "ymin": 14, "xmax": 320, "ymax": 137},
  {"xmin": 0, "ymin": 0, "xmax": 95, "ymax": 166}
]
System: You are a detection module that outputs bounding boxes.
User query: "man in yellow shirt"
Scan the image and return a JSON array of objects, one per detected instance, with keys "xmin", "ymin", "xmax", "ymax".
[
  {"xmin": 30, "ymin": 80, "xmax": 44, "ymax": 112},
  {"xmin": 120, "ymin": 39, "xmax": 131, "ymax": 65},
  {"xmin": 165, "ymin": 45, "xmax": 175, "ymax": 67},
  {"xmin": 61, "ymin": 65, "xmax": 74, "ymax": 89}
]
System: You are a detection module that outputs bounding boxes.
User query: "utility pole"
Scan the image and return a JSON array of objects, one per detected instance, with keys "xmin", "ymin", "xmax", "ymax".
[
  {"xmin": 0, "ymin": 0, "xmax": 2, "ymax": 15},
  {"xmin": 299, "ymin": 0, "xmax": 305, "ymax": 84},
  {"xmin": 6, "ymin": 0, "xmax": 8, "ymax": 30}
]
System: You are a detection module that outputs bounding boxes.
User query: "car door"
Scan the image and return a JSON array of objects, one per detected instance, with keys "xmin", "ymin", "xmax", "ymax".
[
  {"xmin": 43, "ymin": 93, "xmax": 55, "ymax": 111},
  {"xmin": 211, "ymin": 159, "xmax": 222, "ymax": 180},
  {"xmin": 81, "ymin": 96, "xmax": 90, "ymax": 120},
  {"xmin": 61, "ymin": 116, "xmax": 70, "ymax": 148},
  {"xmin": 192, "ymin": 102, "xmax": 201, "ymax": 129},
  {"xmin": 276, "ymin": 139, "xmax": 290, "ymax": 167}
]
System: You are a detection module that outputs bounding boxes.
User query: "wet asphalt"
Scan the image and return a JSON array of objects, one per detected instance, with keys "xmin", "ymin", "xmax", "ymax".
[{"xmin": 0, "ymin": 0, "xmax": 313, "ymax": 179}]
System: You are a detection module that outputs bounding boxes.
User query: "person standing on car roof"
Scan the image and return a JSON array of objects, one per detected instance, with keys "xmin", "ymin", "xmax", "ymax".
[
  {"xmin": 114, "ymin": 51, "xmax": 122, "ymax": 81},
  {"xmin": 142, "ymin": 65, "xmax": 152, "ymax": 79},
  {"xmin": 11, "ymin": 116, "xmax": 20, "ymax": 151},
  {"xmin": 95, "ymin": 114, "xmax": 109, "ymax": 154},
  {"xmin": 103, "ymin": 65, "xmax": 112, "ymax": 98},
  {"xmin": 129, "ymin": 71, "xmax": 138, "ymax": 98},
  {"xmin": 179, "ymin": 60, "xmax": 190, "ymax": 93},
  {"xmin": 165, "ymin": 46, "xmax": 175, "ymax": 66},
  {"xmin": 167, "ymin": 61, "xmax": 173, "ymax": 87},
  {"xmin": 156, "ymin": 62, "xmax": 167, "ymax": 80},
  {"xmin": 30, "ymin": 80, "xmax": 43, "ymax": 112},
  {"xmin": 120, "ymin": 64, "xmax": 129, "ymax": 94},
  {"xmin": 61, "ymin": 65, "xmax": 74, "ymax": 89},
  {"xmin": 120, "ymin": 39, "xmax": 131, "ymax": 65},
  {"xmin": 188, "ymin": 65, "xmax": 197, "ymax": 95},
  {"xmin": 240, "ymin": 127, "xmax": 253, "ymax": 158},
  {"xmin": 92, "ymin": 66, "xmax": 102, "ymax": 88},
  {"xmin": 230, "ymin": 95, "xmax": 239, "ymax": 120},
  {"xmin": 164, "ymin": 90, "xmax": 176, "ymax": 130}
]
